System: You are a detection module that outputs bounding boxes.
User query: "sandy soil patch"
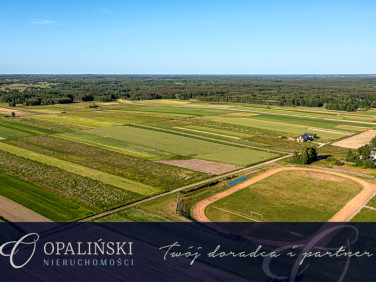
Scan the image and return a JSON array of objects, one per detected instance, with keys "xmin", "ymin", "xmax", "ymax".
[
  {"xmin": 0, "ymin": 108, "xmax": 34, "ymax": 116},
  {"xmin": 305, "ymin": 172, "xmax": 343, "ymax": 182},
  {"xmin": 30, "ymin": 118, "xmax": 91, "ymax": 130},
  {"xmin": 332, "ymin": 130, "xmax": 376, "ymax": 149},
  {"xmin": 0, "ymin": 195, "xmax": 52, "ymax": 222},
  {"xmin": 155, "ymin": 159, "xmax": 242, "ymax": 175}
]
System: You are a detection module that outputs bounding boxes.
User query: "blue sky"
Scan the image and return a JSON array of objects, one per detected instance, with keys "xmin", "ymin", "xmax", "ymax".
[{"xmin": 0, "ymin": 0, "xmax": 375, "ymax": 74}]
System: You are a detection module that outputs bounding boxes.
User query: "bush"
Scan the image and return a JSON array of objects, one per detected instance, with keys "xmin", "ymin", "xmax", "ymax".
[
  {"xmin": 88, "ymin": 103, "xmax": 98, "ymax": 108},
  {"xmin": 335, "ymin": 160, "xmax": 343, "ymax": 166},
  {"xmin": 363, "ymin": 159, "xmax": 375, "ymax": 169}
]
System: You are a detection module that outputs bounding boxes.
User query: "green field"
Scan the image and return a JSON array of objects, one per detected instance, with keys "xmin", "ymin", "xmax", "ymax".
[
  {"xmin": 249, "ymin": 114, "xmax": 374, "ymax": 131},
  {"xmin": 364, "ymin": 195, "xmax": 376, "ymax": 208},
  {"xmin": 205, "ymin": 170, "xmax": 362, "ymax": 222},
  {"xmin": 351, "ymin": 208, "xmax": 376, "ymax": 222},
  {"xmin": 197, "ymin": 116, "xmax": 348, "ymax": 140},
  {"xmin": 179, "ymin": 124, "xmax": 254, "ymax": 138},
  {"xmin": 0, "ymin": 142, "xmax": 159, "ymax": 195},
  {"xmin": 57, "ymin": 131, "xmax": 174, "ymax": 160},
  {"xmin": 63, "ymin": 109, "xmax": 190, "ymax": 123},
  {"xmin": 0, "ymin": 150, "xmax": 141, "ymax": 212},
  {"xmin": 10, "ymin": 117, "xmax": 77, "ymax": 132},
  {"xmin": 0, "ymin": 118, "xmax": 57, "ymax": 138},
  {"xmin": 94, "ymin": 207, "xmax": 172, "ymax": 222},
  {"xmin": 125, "ymin": 106, "xmax": 233, "ymax": 116},
  {"xmin": 2, "ymin": 98, "xmax": 376, "ymax": 223},
  {"xmin": 0, "ymin": 173, "xmax": 93, "ymax": 221},
  {"xmin": 84, "ymin": 125, "xmax": 279, "ymax": 166},
  {"xmin": 5, "ymin": 135, "xmax": 208, "ymax": 191},
  {"xmin": 28, "ymin": 114, "xmax": 122, "ymax": 128}
]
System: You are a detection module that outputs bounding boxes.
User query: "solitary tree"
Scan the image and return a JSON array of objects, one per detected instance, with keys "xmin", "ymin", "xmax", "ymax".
[{"xmin": 346, "ymin": 149, "xmax": 354, "ymax": 162}]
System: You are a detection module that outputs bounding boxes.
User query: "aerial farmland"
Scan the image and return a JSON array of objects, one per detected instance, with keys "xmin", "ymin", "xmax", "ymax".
[{"xmin": 1, "ymin": 75, "xmax": 376, "ymax": 223}]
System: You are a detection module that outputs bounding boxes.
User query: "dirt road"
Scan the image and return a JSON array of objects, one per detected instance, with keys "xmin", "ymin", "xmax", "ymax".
[
  {"xmin": 192, "ymin": 167, "xmax": 376, "ymax": 223},
  {"xmin": 80, "ymin": 155, "xmax": 290, "ymax": 222},
  {"xmin": 0, "ymin": 195, "xmax": 52, "ymax": 222}
]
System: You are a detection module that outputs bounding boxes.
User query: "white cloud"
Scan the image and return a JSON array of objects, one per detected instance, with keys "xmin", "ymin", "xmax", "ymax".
[
  {"xmin": 150, "ymin": 12, "xmax": 166, "ymax": 17},
  {"xmin": 28, "ymin": 19, "xmax": 59, "ymax": 25},
  {"xmin": 93, "ymin": 8, "xmax": 111, "ymax": 15}
]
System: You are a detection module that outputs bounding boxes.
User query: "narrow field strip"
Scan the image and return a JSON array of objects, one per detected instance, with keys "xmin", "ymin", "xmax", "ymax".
[
  {"xmin": 0, "ymin": 172, "xmax": 93, "ymax": 221},
  {"xmin": 28, "ymin": 114, "xmax": 122, "ymax": 128},
  {"xmin": 85, "ymin": 125, "xmax": 280, "ymax": 166},
  {"xmin": 174, "ymin": 126, "xmax": 241, "ymax": 139},
  {"xmin": 197, "ymin": 116, "xmax": 348, "ymax": 140},
  {"xmin": 0, "ymin": 142, "xmax": 159, "ymax": 195},
  {"xmin": 56, "ymin": 131, "xmax": 172, "ymax": 160}
]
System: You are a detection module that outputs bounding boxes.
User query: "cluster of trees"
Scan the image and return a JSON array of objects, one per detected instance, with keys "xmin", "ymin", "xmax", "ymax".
[
  {"xmin": 1, "ymin": 75, "xmax": 376, "ymax": 110},
  {"xmin": 346, "ymin": 137, "xmax": 376, "ymax": 168},
  {"xmin": 292, "ymin": 147, "xmax": 318, "ymax": 165}
]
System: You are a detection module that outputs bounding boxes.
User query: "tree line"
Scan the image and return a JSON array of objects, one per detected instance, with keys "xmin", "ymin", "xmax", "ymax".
[{"xmin": 1, "ymin": 75, "xmax": 376, "ymax": 111}]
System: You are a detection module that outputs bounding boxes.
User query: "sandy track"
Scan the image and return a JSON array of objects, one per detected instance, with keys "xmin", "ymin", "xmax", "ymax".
[
  {"xmin": 0, "ymin": 195, "xmax": 52, "ymax": 222},
  {"xmin": 192, "ymin": 167, "xmax": 376, "ymax": 222}
]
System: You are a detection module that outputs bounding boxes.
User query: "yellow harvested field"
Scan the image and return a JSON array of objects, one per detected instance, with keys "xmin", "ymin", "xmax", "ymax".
[
  {"xmin": 0, "ymin": 107, "xmax": 33, "ymax": 116},
  {"xmin": 332, "ymin": 130, "xmax": 376, "ymax": 149}
]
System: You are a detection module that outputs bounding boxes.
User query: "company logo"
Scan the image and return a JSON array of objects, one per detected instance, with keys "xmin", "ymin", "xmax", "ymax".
[
  {"xmin": 0, "ymin": 233, "xmax": 39, "ymax": 269},
  {"xmin": 0, "ymin": 233, "xmax": 134, "ymax": 269}
]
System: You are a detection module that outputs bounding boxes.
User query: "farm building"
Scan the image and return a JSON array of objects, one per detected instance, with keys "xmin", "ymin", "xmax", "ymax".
[
  {"xmin": 294, "ymin": 133, "xmax": 317, "ymax": 142},
  {"xmin": 370, "ymin": 151, "xmax": 376, "ymax": 161},
  {"xmin": 359, "ymin": 151, "xmax": 376, "ymax": 161}
]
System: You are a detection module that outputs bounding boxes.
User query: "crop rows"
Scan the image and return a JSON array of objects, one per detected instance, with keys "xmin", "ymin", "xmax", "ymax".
[
  {"xmin": 0, "ymin": 150, "xmax": 142, "ymax": 211},
  {"xmin": 85, "ymin": 126, "xmax": 278, "ymax": 166},
  {"xmin": 57, "ymin": 131, "xmax": 173, "ymax": 160},
  {"xmin": 5, "ymin": 135, "xmax": 208, "ymax": 190},
  {"xmin": 28, "ymin": 114, "xmax": 121, "ymax": 128},
  {"xmin": 0, "ymin": 118, "xmax": 57, "ymax": 138},
  {"xmin": 0, "ymin": 172, "xmax": 93, "ymax": 221},
  {"xmin": 197, "ymin": 116, "xmax": 347, "ymax": 140}
]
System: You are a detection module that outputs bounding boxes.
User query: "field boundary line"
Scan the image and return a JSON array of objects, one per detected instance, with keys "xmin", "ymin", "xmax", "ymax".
[
  {"xmin": 132, "ymin": 123, "xmax": 291, "ymax": 155},
  {"xmin": 0, "ymin": 195, "xmax": 52, "ymax": 222},
  {"xmin": 0, "ymin": 142, "xmax": 159, "ymax": 196},
  {"xmin": 210, "ymin": 206, "xmax": 260, "ymax": 222},
  {"xmin": 79, "ymin": 155, "xmax": 290, "ymax": 222},
  {"xmin": 173, "ymin": 126, "xmax": 241, "ymax": 139},
  {"xmin": 175, "ymin": 104, "xmax": 376, "ymax": 126}
]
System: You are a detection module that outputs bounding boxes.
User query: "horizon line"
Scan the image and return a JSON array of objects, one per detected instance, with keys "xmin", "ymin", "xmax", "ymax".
[{"xmin": 1, "ymin": 73, "xmax": 375, "ymax": 76}]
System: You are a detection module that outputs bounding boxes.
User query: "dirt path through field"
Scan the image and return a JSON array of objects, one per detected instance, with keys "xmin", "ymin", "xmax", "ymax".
[
  {"xmin": 192, "ymin": 167, "xmax": 376, "ymax": 222},
  {"xmin": 0, "ymin": 195, "xmax": 52, "ymax": 222}
]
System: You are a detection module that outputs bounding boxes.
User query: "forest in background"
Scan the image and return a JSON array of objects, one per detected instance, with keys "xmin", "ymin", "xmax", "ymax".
[{"xmin": 1, "ymin": 75, "xmax": 376, "ymax": 111}]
